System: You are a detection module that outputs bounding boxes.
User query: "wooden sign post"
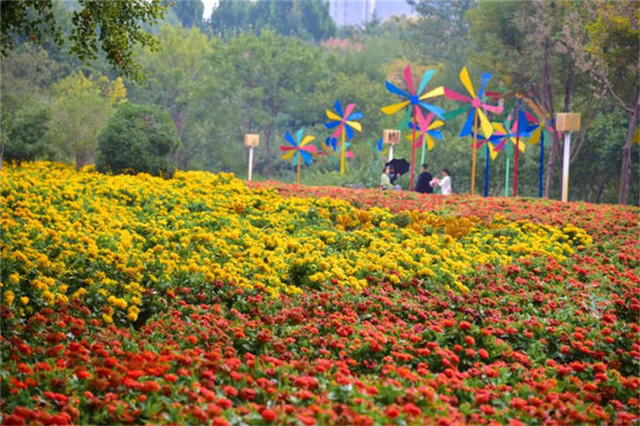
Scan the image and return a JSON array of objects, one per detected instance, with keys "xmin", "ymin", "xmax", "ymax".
[
  {"xmin": 244, "ymin": 134, "xmax": 260, "ymax": 181},
  {"xmin": 383, "ymin": 129, "xmax": 401, "ymax": 162},
  {"xmin": 555, "ymin": 113, "xmax": 581, "ymax": 202}
]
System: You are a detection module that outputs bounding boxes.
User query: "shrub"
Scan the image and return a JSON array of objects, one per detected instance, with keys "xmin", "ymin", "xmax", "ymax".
[{"xmin": 96, "ymin": 103, "xmax": 179, "ymax": 177}]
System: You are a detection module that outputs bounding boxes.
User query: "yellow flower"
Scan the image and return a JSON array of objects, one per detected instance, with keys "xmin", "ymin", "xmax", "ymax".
[{"xmin": 4, "ymin": 290, "xmax": 15, "ymax": 306}]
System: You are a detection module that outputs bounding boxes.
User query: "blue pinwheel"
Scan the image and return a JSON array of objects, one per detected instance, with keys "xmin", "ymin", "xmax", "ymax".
[{"xmin": 280, "ymin": 129, "xmax": 318, "ymax": 184}]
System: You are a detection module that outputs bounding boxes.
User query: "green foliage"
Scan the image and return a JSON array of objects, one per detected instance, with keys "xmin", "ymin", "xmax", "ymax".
[
  {"xmin": 2, "ymin": 105, "xmax": 52, "ymax": 164},
  {"xmin": 96, "ymin": 103, "xmax": 180, "ymax": 177},
  {"xmin": 1, "ymin": 0, "xmax": 168, "ymax": 81},
  {"xmin": 210, "ymin": 0, "xmax": 336, "ymax": 41},
  {"xmin": 172, "ymin": 0, "xmax": 204, "ymax": 29}
]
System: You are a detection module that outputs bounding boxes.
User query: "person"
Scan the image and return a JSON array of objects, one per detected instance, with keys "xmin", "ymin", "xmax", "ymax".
[
  {"xmin": 380, "ymin": 165, "xmax": 394, "ymax": 190},
  {"xmin": 431, "ymin": 169, "xmax": 452, "ymax": 195},
  {"xmin": 415, "ymin": 163, "xmax": 433, "ymax": 194}
]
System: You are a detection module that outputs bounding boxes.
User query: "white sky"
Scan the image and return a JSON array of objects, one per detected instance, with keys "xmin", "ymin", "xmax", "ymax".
[{"xmin": 202, "ymin": 0, "xmax": 217, "ymax": 19}]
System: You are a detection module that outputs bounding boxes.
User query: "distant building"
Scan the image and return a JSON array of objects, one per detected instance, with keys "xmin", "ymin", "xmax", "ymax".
[{"xmin": 329, "ymin": 0, "xmax": 414, "ymax": 27}]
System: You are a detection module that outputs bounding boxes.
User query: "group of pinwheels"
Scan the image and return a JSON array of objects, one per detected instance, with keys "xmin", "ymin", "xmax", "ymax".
[{"xmin": 279, "ymin": 65, "xmax": 559, "ymax": 196}]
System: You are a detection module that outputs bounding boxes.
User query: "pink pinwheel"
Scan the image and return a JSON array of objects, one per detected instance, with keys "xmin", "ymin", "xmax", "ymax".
[
  {"xmin": 381, "ymin": 65, "xmax": 444, "ymax": 190},
  {"xmin": 444, "ymin": 67, "xmax": 503, "ymax": 194}
]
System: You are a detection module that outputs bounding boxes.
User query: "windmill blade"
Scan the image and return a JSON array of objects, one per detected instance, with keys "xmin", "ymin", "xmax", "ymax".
[
  {"xmin": 348, "ymin": 111, "xmax": 363, "ymax": 120},
  {"xmin": 292, "ymin": 152, "xmax": 299, "ymax": 167},
  {"xmin": 477, "ymin": 72, "xmax": 493, "ymax": 98},
  {"xmin": 459, "ymin": 67, "xmax": 477, "ymax": 99},
  {"xmin": 381, "ymin": 100, "xmax": 411, "ymax": 115},
  {"xmin": 280, "ymin": 146, "xmax": 297, "ymax": 152},
  {"xmin": 477, "ymin": 109, "xmax": 494, "ymax": 138},
  {"xmin": 326, "ymin": 109, "xmax": 343, "ymax": 122},
  {"xmin": 334, "ymin": 100, "xmax": 344, "ymax": 118},
  {"xmin": 343, "ymin": 103, "xmax": 356, "ymax": 119},
  {"xmin": 425, "ymin": 134, "xmax": 435, "ymax": 150},
  {"xmin": 444, "ymin": 87, "xmax": 472, "ymax": 103},
  {"xmin": 489, "ymin": 143, "xmax": 499, "ymax": 160},
  {"xmin": 481, "ymin": 103, "xmax": 503, "ymax": 114},
  {"xmin": 492, "ymin": 122, "xmax": 507, "ymax": 134},
  {"xmin": 282, "ymin": 149, "xmax": 297, "ymax": 160},
  {"xmin": 285, "ymin": 132, "xmax": 297, "ymax": 146},
  {"xmin": 345, "ymin": 125, "xmax": 354, "ymax": 140},
  {"xmin": 301, "ymin": 151, "xmax": 313, "ymax": 165},
  {"xmin": 429, "ymin": 120, "xmax": 445, "ymax": 131},
  {"xmin": 494, "ymin": 139, "xmax": 506, "ymax": 152},
  {"xmin": 345, "ymin": 120, "xmax": 362, "ymax": 132},
  {"xmin": 420, "ymin": 102, "xmax": 445, "ymax": 119},
  {"xmin": 377, "ymin": 137, "xmax": 383, "ymax": 152},
  {"xmin": 443, "ymin": 105, "xmax": 469, "ymax": 120},
  {"xmin": 404, "ymin": 65, "xmax": 415, "ymax": 95},
  {"xmin": 418, "ymin": 69, "xmax": 436, "ymax": 94},
  {"xmin": 325, "ymin": 121, "xmax": 340, "ymax": 130},
  {"xmin": 528, "ymin": 127, "xmax": 542, "ymax": 145},
  {"xmin": 295, "ymin": 128, "xmax": 305, "ymax": 144},
  {"xmin": 459, "ymin": 109, "xmax": 475, "ymax": 137},
  {"xmin": 428, "ymin": 130, "xmax": 443, "ymax": 141},
  {"xmin": 419, "ymin": 86, "xmax": 445, "ymax": 101},
  {"xmin": 385, "ymin": 80, "xmax": 410, "ymax": 99},
  {"xmin": 300, "ymin": 134, "xmax": 316, "ymax": 147},
  {"xmin": 301, "ymin": 145, "xmax": 318, "ymax": 154}
]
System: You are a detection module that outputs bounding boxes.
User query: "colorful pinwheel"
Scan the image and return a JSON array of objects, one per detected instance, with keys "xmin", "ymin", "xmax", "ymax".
[
  {"xmin": 381, "ymin": 65, "xmax": 444, "ymax": 189},
  {"xmin": 280, "ymin": 129, "xmax": 318, "ymax": 184},
  {"xmin": 322, "ymin": 136, "xmax": 354, "ymax": 171},
  {"xmin": 490, "ymin": 111, "xmax": 536, "ymax": 196},
  {"xmin": 519, "ymin": 95, "xmax": 558, "ymax": 197},
  {"xmin": 471, "ymin": 126, "xmax": 502, "ymax": 197},
  {"xmin": 325, "ymin": 100, "xmax": 362, "ymax": 175},
  {"xmin": 444, "ymin": 67, "xmax": 503, "ymax": 194},
  {"xmin": 407, "ymin": 112, "xmax": 444, "ymax": 167}
]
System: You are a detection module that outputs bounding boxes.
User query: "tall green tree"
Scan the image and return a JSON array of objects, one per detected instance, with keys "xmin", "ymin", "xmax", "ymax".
[
  {"xmin": 172, "ymin": 0, "xmax": 204, "ymax": 29},
  {"xmin": 467, "ymin": 0, "xmax": 588, "ymax": 199},
  {"xmin": 132, "ymin": 25, "xmax": 213, "ymax": 170},
  {"xmin": 46, "ymin": 71, "xmax": 127, "ymax": 170},
  {"xmin": 0, "ymin": 0, "xmax": 168, "ymax": 80},
  {"xmin": 209, "ymin": 31, "xmax": 331, "ymax": 177},
  {"xmin": 562, "ymin": 1, "xmax": 639, "ymax": 204}
]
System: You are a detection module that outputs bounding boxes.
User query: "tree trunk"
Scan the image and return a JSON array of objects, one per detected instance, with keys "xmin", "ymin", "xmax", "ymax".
[
  {"xmin": 75, "ymin": 150, "xmax": 92, "ymax": 171},
  {"xmin": 542, "ymin": 36, "xmax": 557, "ymax": 199},
  {"xmin": 618, "ymin": 103, "xmax": 639, "ymax": 204},
  {"xmin": 265, "ymin": 123, "xmax": 273, "ymax": 178}
]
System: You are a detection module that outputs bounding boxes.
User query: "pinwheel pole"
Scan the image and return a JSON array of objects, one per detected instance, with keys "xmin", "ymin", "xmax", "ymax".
[
  {"xmin": 513, "ymin": 99, "xmax": 521, "ymax": 197},
  {"xmin": 340, "ymin": 127, "xmax": 347, "ymax": 174},
  {"xmin": 471, "ymin": 109, "xmax": 479, "ymax": 194},
  {"xmin": 244, "ymin": 134, "xmax": 260, "ymax": 182},
  {"xmin": 484, "ymin": 138, "xmax": 490, "ymax": 197}
]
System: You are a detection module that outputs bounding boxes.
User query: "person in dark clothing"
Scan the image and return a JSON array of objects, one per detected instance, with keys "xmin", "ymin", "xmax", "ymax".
[{"xmin": 415, "ymin": 163, "xmax": 433, "ymax": 194}]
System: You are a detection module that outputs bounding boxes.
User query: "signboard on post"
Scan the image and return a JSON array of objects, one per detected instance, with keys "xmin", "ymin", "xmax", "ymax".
[
  {"xmin": 383, "ymin": 129, "xmax": 401, "ymax": 161},
  {"xmin": 244, "ymin": 134, "xmax": 260, "ymax": 181},
  {"xmin": 555, "ymin": 113, "xmax": 581, "ymax": 202}
]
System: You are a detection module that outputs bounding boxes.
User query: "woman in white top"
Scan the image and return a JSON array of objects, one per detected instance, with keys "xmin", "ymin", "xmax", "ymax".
[{"xmin": 430, "ymin": 169, "xmax": 452, "ymax": 195}]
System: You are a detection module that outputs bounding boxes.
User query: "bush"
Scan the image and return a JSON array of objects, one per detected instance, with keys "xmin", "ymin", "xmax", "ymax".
[
  {"xmin": 2, "ymin": 105, "xmax": 53, "ymax": 165},
  {"xmin": 96, "ymin": 103, "xmax": 179, "ymax": 177}
]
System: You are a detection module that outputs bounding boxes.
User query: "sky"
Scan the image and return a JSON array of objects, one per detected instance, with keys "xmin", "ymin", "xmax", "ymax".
[{"xmin": 202, "ymin": 0, "xmax": 217, "ymax": 19}]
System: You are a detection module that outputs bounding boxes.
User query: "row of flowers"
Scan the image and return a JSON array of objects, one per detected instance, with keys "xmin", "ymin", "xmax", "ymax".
[
  {"xmin": 1, "ymin": 162, "xmax": 638, "ymax": 425},
  {"xmin": 2, "ymin": 163, "xmax": 589, "ymax": 325}
]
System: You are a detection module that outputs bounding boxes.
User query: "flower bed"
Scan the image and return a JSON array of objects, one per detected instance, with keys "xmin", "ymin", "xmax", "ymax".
[{"xmin": 1, "ymin": 163, "xmax": 638, "ymax": 425}]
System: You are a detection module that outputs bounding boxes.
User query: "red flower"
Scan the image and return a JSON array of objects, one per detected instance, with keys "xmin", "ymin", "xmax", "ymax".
[{"xmin": 261, "ymin": 408, "xmax": 277, "ymax": 422}]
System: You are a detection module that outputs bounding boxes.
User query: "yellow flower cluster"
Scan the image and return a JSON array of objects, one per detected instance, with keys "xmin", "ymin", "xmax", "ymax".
[{"xmin": 1, "ymin": 163, "xmax": 589, "ymax": 322}]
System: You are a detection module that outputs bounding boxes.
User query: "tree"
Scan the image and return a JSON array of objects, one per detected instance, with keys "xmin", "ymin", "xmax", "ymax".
[
  {"xmin": 467, "ymin": 0, "xmax": 589, "ymax": 199},
  {"xmin": 208, "ymin": 31, "xmax": 331, "ymax": 177},
  {"xmin": 173, "ymin": 0, "xmax": 204, "ymax": 29},
  {"xmin": 210, "ymin": 0, "xmax": 336, "ymax": 41},
  {"xmin": 1, "ymin": 104, "xmax": 52, "ymax": 165},
  {"xmin": 96, "ymin": 103, "xmax": 180, "ymax": 177},
  {"xmin": 132, "ymin": 25, "xmax": 213, "ymax": 170},
  {"xmin": 46, "ymin": 71, "xmax": 127, "ymax": 170},
  {"xmin": 0, "ymin": 0, "xmax": 168, "ymax": 80},
  {"xmin": 563, "ymin": 1, "xmax": 639, "ymax": 204}
]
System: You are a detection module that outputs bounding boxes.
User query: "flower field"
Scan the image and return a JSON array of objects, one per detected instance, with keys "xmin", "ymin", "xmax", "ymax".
[{"xmin": 1, "ymin": 163, "xmax": 639, "ymax": 425}]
